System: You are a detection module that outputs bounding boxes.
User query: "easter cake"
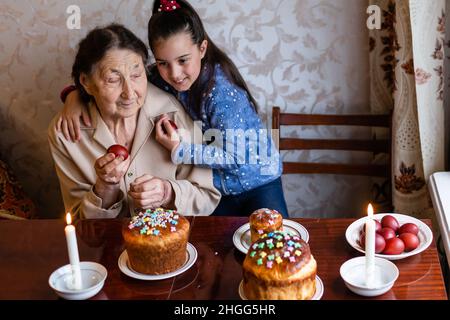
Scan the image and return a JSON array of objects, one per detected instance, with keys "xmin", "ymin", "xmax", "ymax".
[
  {"xmin": 122, "ymin": 208, "xmax": 190, "ymax": 275},
  {"xmin": 242, "ymin": 230, "xmax": 317, "ymax": 300},
  {"xmin": 249, "ymin": 208, "xmax": 283, "ymax": 244}
]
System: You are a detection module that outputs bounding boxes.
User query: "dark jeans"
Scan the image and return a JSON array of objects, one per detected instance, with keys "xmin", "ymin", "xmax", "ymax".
[{"xmin": 212, "ymin": 177, "xmax": 289, "ymax": 217}]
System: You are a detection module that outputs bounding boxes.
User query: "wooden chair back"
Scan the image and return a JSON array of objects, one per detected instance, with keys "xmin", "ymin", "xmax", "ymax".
[{"xmin": 272, "ymin": 106, "xmax": 391, "ymax": 178}]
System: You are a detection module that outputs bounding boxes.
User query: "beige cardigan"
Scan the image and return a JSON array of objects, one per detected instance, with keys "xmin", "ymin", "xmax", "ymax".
[{"xmin": 48, "ymin": 83, "xmax": 221, "ymax": 219}]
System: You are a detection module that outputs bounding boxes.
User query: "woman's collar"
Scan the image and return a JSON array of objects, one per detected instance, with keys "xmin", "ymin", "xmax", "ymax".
[{"xmin": 141, "ymin": 83, "xmax": 180, "ymax": 119}]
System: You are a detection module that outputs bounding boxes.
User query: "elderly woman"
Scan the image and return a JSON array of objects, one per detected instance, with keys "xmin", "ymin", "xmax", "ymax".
[{"xmin": 48, "ymin": 24, "xmax": 220, "ymax": 219}]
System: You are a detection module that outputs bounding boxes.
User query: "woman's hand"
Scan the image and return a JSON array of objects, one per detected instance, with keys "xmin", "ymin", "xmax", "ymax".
[
  {"xmin": 128, "ymin": 174, "xmax": 175, "ymax": 210},
  {"xmin": 93, "ymin": 152, "xmax": 130, "ymax": 209},
  {"xmin": 56, "ymin": 90, "xmax": 92, "ymax": 142},
  {"xmin": 155, "ymin": 115, "xmax": 181, "ymax": 152},
  {"xmin": 94, "ymin": 152, "xmax": 130, "ymax": 188}
]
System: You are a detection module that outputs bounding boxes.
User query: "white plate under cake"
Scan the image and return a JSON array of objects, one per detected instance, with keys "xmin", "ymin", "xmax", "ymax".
[
  {"xmin": 233, "ymin": 219, "xmax": 309, "ymax": 254},
  {"xmin": 121, "ymin": 208, "xmax": 193, "ymax": 276},
  {"xmin": 118, "ymin": 243, "xmax": 197, "ymax": 280}
]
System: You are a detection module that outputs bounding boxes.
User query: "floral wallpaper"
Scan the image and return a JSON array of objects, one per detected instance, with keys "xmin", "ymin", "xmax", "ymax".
[{"xmin": 0, "ymin": 0, "xmax": 372, "ymax": 219}]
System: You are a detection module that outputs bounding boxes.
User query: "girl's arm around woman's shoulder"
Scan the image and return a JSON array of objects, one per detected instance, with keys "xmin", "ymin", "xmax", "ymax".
[{"xmin": 171, "ymin": 83, "xmax": 280, "ymax": 174}]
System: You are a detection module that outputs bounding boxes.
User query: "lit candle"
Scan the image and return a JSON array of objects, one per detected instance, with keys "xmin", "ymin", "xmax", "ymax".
[
  {"xmin": 65, "ymin": 213, "xmax": 82, "ymax": 290},
  {"xmin": 365, "ymin": 204, "xmax": 375, "ymax": 288}
]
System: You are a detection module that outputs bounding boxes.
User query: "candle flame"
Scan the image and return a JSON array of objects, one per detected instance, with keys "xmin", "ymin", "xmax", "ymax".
[
  {"xmin": 367, "ymin": 203, "xmax": 374, "ymax": 218},
  {"xmin": 66, "ymin": 213, "xmax": 72, "ymax": 225}
]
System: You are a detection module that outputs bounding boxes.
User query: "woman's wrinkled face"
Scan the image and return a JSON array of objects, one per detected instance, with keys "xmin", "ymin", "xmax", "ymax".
[
  {"xmin": 153, "ymin": 32, "xmax": 207, "ymax": 92},
  {"xmin": 80, "ymin": 49, "xmax": 148, "ymax": 119}
]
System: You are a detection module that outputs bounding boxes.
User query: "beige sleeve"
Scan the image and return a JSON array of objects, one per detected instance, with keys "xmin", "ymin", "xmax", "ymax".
[
  {"xmin": 169, "ymin": 169, "xmax": 221, "ymax": 216},
  {"xmin": 47, "ymin": 120, "xmax": 124, "ymax": 219}
]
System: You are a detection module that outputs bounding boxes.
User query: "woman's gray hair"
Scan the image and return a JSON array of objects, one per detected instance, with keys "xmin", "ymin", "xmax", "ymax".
[{"xmin": 72, "ymin": 24, "xmax": 149, "ymax": 103}]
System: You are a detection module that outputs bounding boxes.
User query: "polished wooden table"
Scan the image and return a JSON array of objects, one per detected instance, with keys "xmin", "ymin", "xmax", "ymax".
[{"xmin": 0, "ymin": 217, "xmax": 447, "ymax": 300}]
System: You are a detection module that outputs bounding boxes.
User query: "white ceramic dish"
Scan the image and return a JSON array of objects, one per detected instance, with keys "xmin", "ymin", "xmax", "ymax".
[
  {"xmin": 345, "ymin": 213, "xmax": 432, "ymax": 260},
  {"xmin": 340, "ymin": 256, "xmax": 399, "ymax": 297},
  {"xmin": 48, "ymin": 261, "xmax": 107, "ymax": 300},
  {"xmin": 429, "ymin": 172, "xmax": 450, "ymax": 286},
  {"xmin": 118, "ymin": 242, "xmax": 197, "ymax": 280},
  {"xmin": 238, "ymin": 275, "xmax": 323, "ymax": 300},
  {"xmin": 233, "ymin": 219, "xmax": 309, "ymax": 254}
]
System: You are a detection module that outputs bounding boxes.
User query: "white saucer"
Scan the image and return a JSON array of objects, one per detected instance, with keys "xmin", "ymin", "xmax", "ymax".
[
  {"xmin": 48, "ymin": 261, "xmax": 107, "ymax": 300},
  {"xmin": 238, "ymin": 275, "xmax": 323, "ymax": 300},
  {"xmin": 340, "ymin": 256, "xmax": 399, "ymax": 297},
  {"xmin": 233, "ymin": 219, "xmax": 309, "ymax": 254},
  {"xmin": 118, "ymin": 242, "xmax": 197, "ymax": 280},
  {"xmin": 345, "ymin": 213, "xmax": 433, "ymax": 260}
]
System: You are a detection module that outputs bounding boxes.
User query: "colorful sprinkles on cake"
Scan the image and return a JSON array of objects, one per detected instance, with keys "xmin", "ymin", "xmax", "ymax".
[
  {"xmin": 254, "ymin": 208, "xmax": 281, "ymax": 227},
  {"xmin": 128, "ymin": 208, "xmax": 180, "ymax": 236},
  {"xmin": 248, "ymin": 230, "xmax": 303, "ymax": 269}
]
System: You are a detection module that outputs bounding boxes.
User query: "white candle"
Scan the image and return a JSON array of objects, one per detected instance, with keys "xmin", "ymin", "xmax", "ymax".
[
  {"xmin": 65, "ymin": 213, "xmax": 82, "ymax": 290},
  {"xmin": 365, "ymin": 204, "xmax": 375, "ymax": 288}
]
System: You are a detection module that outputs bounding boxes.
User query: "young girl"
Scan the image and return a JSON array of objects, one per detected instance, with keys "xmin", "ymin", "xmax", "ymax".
[{"xmin": 58, "ymin": 0, "xmax": 288, "ymax": 217}]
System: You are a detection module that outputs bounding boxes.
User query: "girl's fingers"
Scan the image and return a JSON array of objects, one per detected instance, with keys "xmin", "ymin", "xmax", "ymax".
[
  {"xmin": 56, "ymin": 116, "xmax": 62, "ymax": 132},
  {"xmin": 81, "ymin": 110, "xmax": 92, "ymax": 127},
  {"xmin": 163, "ymin": 119, "xmax": 176, "ymax": 136},
  {"xmin": 62, "ymin": 119, "xmax": 70, "ymax": 142},
  {"xmin": 72, "ymin": 118, "xmax": 81, "ymax": 142},
  {"xmin": 158, "ymin": 114, "xmax": 169, "ymax": 122},
  {"xmin": 154, "ymin": 120, "xmax": 164, "ymax": 139},
  {"xmin": 68, "ymin": 119, "xmax": 76, "ymax": 142}
]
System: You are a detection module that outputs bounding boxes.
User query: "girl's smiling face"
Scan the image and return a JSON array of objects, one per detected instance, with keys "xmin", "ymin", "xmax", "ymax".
[{"xmin": 153, "ymin": 31, "xmax": 207, "ymax": 92}]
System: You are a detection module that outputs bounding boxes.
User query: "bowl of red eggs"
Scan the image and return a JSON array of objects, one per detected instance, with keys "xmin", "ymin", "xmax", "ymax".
[{"xmin": 345, "ymin": 213, "xmax": 433, "ymax": 260}]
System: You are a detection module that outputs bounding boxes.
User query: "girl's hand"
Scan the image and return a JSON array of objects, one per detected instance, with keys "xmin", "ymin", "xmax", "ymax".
[
  {"xmin": 155, "ymin": 115, "xmax": 181, "ymax": 152},
  {"xmin": 128, "ymin": 174, "xmax": 174, "ymax": 209},
  {"xmin": 56, "ymin": 90, "xmax": 92, "ymax": 143}
]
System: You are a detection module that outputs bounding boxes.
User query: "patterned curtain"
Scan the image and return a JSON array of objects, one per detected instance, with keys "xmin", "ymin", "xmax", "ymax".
[{"xmin": 369, "ymin": 0, "xmax": 445, "ymax": 224}]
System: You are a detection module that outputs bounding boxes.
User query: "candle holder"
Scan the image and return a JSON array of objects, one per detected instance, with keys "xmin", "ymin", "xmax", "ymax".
[
  {"xmin": 48, "ymin": 261, "xmax": 107, "ymax": 300},
  {"xmin": 339, "ymin": 256, "xmax": 399, "ymax": 297}
]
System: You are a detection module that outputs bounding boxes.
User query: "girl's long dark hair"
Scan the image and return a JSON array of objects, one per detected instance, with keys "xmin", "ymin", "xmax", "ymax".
[{"xmin": 148, "ymin": 0, "xmax": 259, "ymax": 116}]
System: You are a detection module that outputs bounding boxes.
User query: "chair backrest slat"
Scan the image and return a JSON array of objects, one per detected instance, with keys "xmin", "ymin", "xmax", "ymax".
[
  {"xmin": 278, "ymin": 113, "xmax": 390, "ymax": 127},
  {"xmin": 279, "ymin": 138, "xmax": 390, "ymax": 153},
  {"xmin": 272, "ymin": 106, "xmax": 392, "ymax": 179},
  {"xmin": 282, "ymin": 162, "xmax": 389, "ymax": 177}
]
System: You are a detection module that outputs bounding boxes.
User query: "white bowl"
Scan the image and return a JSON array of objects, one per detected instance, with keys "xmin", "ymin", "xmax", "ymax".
[
  {"xmin": 48, "ymin": 262, "xmax": 107, "ymax": 300},
  {"xmin": 345, "ymin": 213, "xmax": 433, "ymax": 260},
  {"xmin": 340, "ymin": 256, "xmax": 399, "ymax": 297}
]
